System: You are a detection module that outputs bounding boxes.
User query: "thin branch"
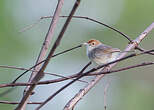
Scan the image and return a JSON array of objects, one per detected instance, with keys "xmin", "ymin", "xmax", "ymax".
[
  {"xmin": 26, "ymin": 0, "xmax": 64, "ymax": 82},
  {"xmin": 19, "ymin": 19, "xmax": 42, "ymax": 32},
  {"xmin": 0, "ymin": 65, "xmax": 87, "ymax": 84},
  {"xmin": 12, "ymin": 44, "xmax": 81, "ymax": 83},
  {"xmin": 52, "ymin": 44, "xmax": 82, "ymax": 57},
  {"xmin": 0, "ymin": 101, "xmax": 42, "ymax": 105},
  {"xmin": 135, "ymin": 46, "xmax": 154, "ymax": 55},
  {"xmin": 41, "ymin": 16, "xmax": 132, "ymax": 42},
  {"xmin": 15, "ymin": 0, "xmax": 64, "ymax": 109},
  {"xmin": 91, "ymin": 61, "xmax": 154, "ymax": 75},
  {"xmin": 63, "ymin": 22, "xmax": 154, "ymax": 110},
  {"xmin": 78, "ymin": 61, "xmax": 92, "ymax": 73},
  {"xmin": 21, "ymin": 15, "xmax": 132, "ymax": 42},
  {"xmin": 12, "ymin": 60, "xmax": 45, "ymax": 84}
]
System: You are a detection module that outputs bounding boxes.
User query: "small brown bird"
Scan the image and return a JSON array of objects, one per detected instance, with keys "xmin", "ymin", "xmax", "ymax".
[{"xmin": 83, "ymin": 39, "xmax": 121, "ymax": 65}]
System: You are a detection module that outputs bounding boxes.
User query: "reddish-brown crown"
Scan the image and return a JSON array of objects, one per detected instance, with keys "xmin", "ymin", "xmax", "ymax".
[{"xmin": 87, "ymin": 39, "xmax": 101, "ymax": 46}]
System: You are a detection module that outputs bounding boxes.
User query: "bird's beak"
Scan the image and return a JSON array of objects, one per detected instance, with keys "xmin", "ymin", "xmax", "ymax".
[{"xmin": 82, "ymin": 42, "xmax": 88, "ymax": 46}]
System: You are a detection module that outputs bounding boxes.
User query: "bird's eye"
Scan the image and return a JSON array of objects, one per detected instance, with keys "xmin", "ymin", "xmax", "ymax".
[{"xmin": 91, "ymin": 42, "xmax": 95, "ymax": 45}]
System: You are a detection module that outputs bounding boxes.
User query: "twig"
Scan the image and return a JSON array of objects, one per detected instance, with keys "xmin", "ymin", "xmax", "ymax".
[
  {"xmin": 41, "ymin": 16, "xmax": 132, "ymax": 42},
  {"xmin": 52, "ymin": 44, "xmax": 82, "ymax": 57},
  {"xmin": 15, "ymin": 0, "xmax": 64, "ymax": 110},
  {"xmin": 135, "ymin": 46, "xmax": 154, "ymax": 55},
  {"xmin": 91, "ymin": 61, "xmax": 154, "ymax": 75},
  {"xmin": 63, "ymin": 22, "xmax": 154, "ymax": 110},
  {"xmin": 0, "ymin": 65, "xmax": 87, "ymax": 84},
  {"xmin": 12, "ymin": 44, "xmax": 82, "ymax": 83},
  {"xmin": 21, "ymin": 15, "xmax": 132, "ymax": 42},
  {"xmin": 26, "ymin": 0, "xmax": 64, "ymax": 83},
  {"xmin": 0, "ymin": 101, "xmax": 42, "ymax": 105},
  {"xmin": 12, "ymin": 60, "xmax": 45, "ymax": 83},
  {"xmin": 78, "ymin": 61, "xmax": 92, "ymax": 73},
  {"xmin": 19, "ymin": 19, "xmax": 42, "ymax": 32}
]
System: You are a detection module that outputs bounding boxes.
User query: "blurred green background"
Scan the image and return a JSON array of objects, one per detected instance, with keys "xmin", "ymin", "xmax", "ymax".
[{"xmin": 0, "ymin": 0, "xmax": 154, "ymax": 110}]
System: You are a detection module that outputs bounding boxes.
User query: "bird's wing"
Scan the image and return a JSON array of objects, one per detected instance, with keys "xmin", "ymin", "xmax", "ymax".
[{"xmin": 93, "ymin": 45, "xmax": 120, "ymax": 58}]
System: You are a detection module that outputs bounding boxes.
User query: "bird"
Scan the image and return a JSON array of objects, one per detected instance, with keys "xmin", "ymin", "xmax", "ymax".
[{"xmin": 82, "ymin": 39, "xmax": 121, "ymax": 65}]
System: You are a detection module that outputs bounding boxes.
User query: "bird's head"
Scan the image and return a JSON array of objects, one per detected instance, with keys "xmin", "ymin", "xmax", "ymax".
[
  {"xmin": 82, "ymin": 39, "xmax": 101, "ymax": 49},
  {"xmin": 82, "ymin": 39, "xmax": 102, "ymax": 51}
]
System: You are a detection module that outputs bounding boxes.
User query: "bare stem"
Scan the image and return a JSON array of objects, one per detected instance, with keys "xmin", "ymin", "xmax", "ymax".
[{"xmin": 0, "ymin": 101, "xmax": 42, "ymax": 105}]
